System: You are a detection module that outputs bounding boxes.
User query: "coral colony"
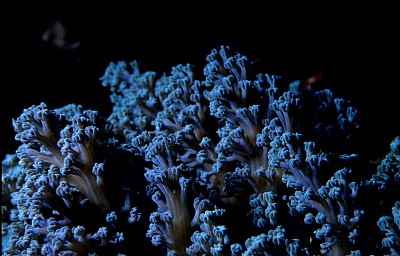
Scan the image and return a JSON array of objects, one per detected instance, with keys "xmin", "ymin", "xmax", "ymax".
[{"xmin": 2, "ymin": 45, "xmax": 399, "ymax": 255}]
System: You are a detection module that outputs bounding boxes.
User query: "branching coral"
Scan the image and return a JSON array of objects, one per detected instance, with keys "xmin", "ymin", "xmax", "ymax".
[
  {"xmin": 2, "ymin": 103, "xmax": 147, "ymax": 255},
  {"xmin": 2, "ymin": 45, "xmax": 399, "ymax": 255}
]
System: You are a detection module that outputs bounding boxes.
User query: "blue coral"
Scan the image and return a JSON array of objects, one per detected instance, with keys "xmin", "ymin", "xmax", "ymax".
[{"xmin": 2, "ymin": 46, "xmax": 399, "ymax": 255}]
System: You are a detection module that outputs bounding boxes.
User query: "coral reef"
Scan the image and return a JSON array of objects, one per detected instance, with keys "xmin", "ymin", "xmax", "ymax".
[{"xmin": 2, "ymin": 46, "xmax": 399, "ymax": 255}]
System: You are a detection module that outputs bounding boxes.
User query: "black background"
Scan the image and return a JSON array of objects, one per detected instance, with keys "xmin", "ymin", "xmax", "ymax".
[{"xmin": 1, "ymin": 1, "xmax": 398, "ymax": 161}]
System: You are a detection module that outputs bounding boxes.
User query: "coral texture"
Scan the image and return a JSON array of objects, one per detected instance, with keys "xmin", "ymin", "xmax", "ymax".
[{"xmin": 2, "ymin": 46, "xmax": 399, "ymax": 255}]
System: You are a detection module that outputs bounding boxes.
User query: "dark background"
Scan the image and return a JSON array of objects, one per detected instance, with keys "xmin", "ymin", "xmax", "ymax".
[{"xmin": 1, "ymin": 2, "xmax": 397, "ymax": 161}]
